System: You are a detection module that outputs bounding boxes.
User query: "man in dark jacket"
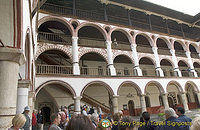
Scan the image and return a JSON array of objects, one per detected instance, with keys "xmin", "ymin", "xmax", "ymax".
[
  {"xmin": 176, "ymin": 107, "xmax": 192, "ymax": 130},
  {"xmin": 37, "ymin": 110, "xmax": 43, "ymax": 130},
  {"xmin": 138, "ymin": 111, "xmax": 158, "ymax": 130}
]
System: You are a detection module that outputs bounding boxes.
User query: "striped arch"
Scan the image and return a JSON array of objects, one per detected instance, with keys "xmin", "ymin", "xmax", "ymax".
[
  {"xmin": 167, "ymin": 80, "xmax": 184, "ymax": 93},
  {"xmin": 173, "ymin": 39, "xmax": 188, "ymax": 52},
  {"xmin": 159, "ymin": 58, "xmax": 175, "ymax": 68},
  {"xmin": 78, "ymin": 47, "xmax": 108, "ymax": 63},
  {"xmin": 177, "ymin": 59, "xmax": 190, "ymax": 67},
  {"xmin": 75, "ymin": 22, "xmax": 107, "ymax": 40},
  {"xmin": 155, "ymin": 36, "xmax": 172, "ymax": 50},
  {"xmin": 145, "ymin": 81, "xmax": 165, "ymax": 94},
  {"xmin": 35, "ymin": 80, "xmax": 76, "ymax": 97},
  {"xmin": 80, "ymin": 81, "xmax": 114, "ymax": 96},
  {"xmin": 139, "ymin": 55, "xmax": 156, "ymax": 66},
  {"xmin": 35, "ymin": 44, "xmax": 72, "ymax": 61},
  {"xmin": 38, "ymin": 15, "xmax": 74, "ymax": 36},
  {"xmin": 185, "ymin": 81, "xmax": 199, "ymax": 93},
  {"xmin": 113, "ymin": 52, "xmax": 134, "ymax": 64},
  {"xmin": 109, "ymin": 27, "xmax": 133, "ymax": 44},
  {"xmin": 188, "ymin": 42, "xmax": 200, "ymax": 53},
  {"xmin": 117, "ymin": 81, "xmax": 142, "ymax": 95},
  {"xmin": 134, "ymin": 32, "xmax": 154, "ymax": 47}
]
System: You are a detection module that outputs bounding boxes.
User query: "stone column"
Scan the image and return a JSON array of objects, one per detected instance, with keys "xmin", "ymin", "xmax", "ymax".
[
  {"xmin": 74, "ymin": 97, "xmax": 82, "ymax": 114},
  {"xmin": 112, "ymin": 95, "xmax": 119, "ymax": 114},
  {"xmin": 180, "ymin": 92, "xmax": 189, "ymax": 111},
  {"xmin": 161, "ymin": 93, "xmax": 169, "ymax": 110},
  {"xmin": 131, "ymin": 44, "xmax": 143, "ymax": 76},
  {"xmin": 185, "ymin": 51, "xmax": 198, "ymax": 77},
  {"xmin": 0, "ymin": 48, "xmax": 25, "ymax": 129},
  {"xmin": 170, "ymin": 49, "xmax": 182, "ymax": 77},
  {"xmin": 140, "ymin": 94, "xmax": 147, "ymax": 112},
  {"xmin": 16, "ymin": 80, "xmax": 30, "ymax": 114},
  {"xmin": 152, "ymin": 47, "xmax": 164, "ymax": 77},
  {"xmin": 28, "ymin": 91, "xmax": 35, "ymax": 116},
  {"xmin": 72, "ymin": 37, "xmax": 80, "ymax": 75},
  {"xmin": 105, "ymin": 40, "xmax": 116, "ymax": 76}
]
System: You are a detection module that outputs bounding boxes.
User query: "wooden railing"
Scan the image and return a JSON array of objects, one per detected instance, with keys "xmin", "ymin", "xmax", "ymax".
[
  {"xmin": 191, "ymin": 52, "xmax": 199, "ymax": 59},
  {"xmin": 137, "ymin": 44, "xmax": 154, "ymax": 54},
  {"xmin": 79, "ymin": 37, "xmax": 106, "ymax": 48},
  {"xmin": 116, "ymin": 68, "xmax": 135, "ymax": 76},
  {"xmin": 38, "ymin": 32, "xmax": 72, "ymax": 45},
  {"xmin": 157, "ymin": 48, "xmax": 171, "ymax": 55},
  {"xmin": 112, "ymin": 41, "xmax": 131, "ymax": 51},
  {"xmin": 36, "ymin": 64, "xmax": 73, "ymax": 75},
  {"xmin": 175, "ymin": 50, "xmax": 186, "ymax": 57},
  {"xmin": 80, "ymin": 67, "xmax": 108, "ymax": 76}
]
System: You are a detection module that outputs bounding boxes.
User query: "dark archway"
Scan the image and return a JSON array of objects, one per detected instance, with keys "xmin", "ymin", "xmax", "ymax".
[
  {"xmin": 145, "ymin": 96, "xmax": 151, "ymax": 107},
  {"xmin": 157, "ymin": 38, "xmax": 170, "ymax": 55},
  {"xmin": 41, "ymin": 107, "xmax": 51, "ymax": 124},
  {"xmin": 178, "ymin": 60, "xmax": 190, "ymax": 77},
  {"xmin": 174, "ymin": 41, "xmax": 186, "ymax": 57},
  {"xmin": 80, "ymin": 52, "xmax": 107, "ymax": 76},
  {"xmin": 189, "ymin": 44, "xmax": 198, "ymax": 58},
  {"xmin": 114, "ymin": 55, "xmax": 134, "ymax": 76},
  {"xmin": 139, "ymin": 57, "xmax": 156, "ymax": 76},
  {"xmin": 168, "ymin": 96, "xmax": 175, "ymax": 108},
  {"xmin": 136, "ymin": 35, "xmax": 153, "ymax": 54},
  {"xmin": 194, "ymin": 62, "xmax": 200, "ymax": 77},
  {"xmin": 160, "ymin": 59, "xmax": 174, "ymax": 77},
  {"xmin": 78, "ymin": 26, "xmax": 105, "ymax": 48},
  {"xmin": 128, "ymin": 100, "xmax": 135, "ymax": 116}
]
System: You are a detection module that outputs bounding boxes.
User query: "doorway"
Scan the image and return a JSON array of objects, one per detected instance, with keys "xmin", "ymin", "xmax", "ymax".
[
  {"xmin": 128, "ymin": 100, "xmax": 135, "ymax": 116},
  {"xmin": 41, "ymin": 107, "xmax": 51, "ymax": 124}
]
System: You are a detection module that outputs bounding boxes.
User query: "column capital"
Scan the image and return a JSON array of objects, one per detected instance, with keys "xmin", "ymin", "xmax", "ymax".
[
  {"xmin": 139, "ymin": 94, "xmax": 146, "ymax": 97},
  {"xmin": 72, "ymin": 36, "xmax": 78, "ymax": 40},
  {"xmin": 170, "ymin": 49, "xmax": 175, "ymax": 55},
  {"xmin": 73, "ymin": 96, "xmax": 82, "ymax": 100},
  {"xmin": 18, "ymin": 80, "xmax": 31, "ymax": 88},
  {"xmin": 131, "ymin": 43, "xmax": 137, "ymax": 49},
  {"xmin": 0, "ymin": 47, "xmax": 25, "ymax": 65},
  {"xmin": 28, "ymin": 91, "xmax": 35, "ymax": 98},
  {"xmin": 113, "ymin": 95, "xmax": 119, "ymax": 98},
  {"xmin": 105, "ymin": 40, "xmax": 112, "ymax": 45},
  {"xmin": 152, "ymin": 46, "xmax": 158, "ymax": 51}
]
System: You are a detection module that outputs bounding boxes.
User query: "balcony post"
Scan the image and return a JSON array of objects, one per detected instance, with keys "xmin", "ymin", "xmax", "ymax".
[
  {"xmin": 140, "ymin": 94, "xmax": 147, "ymax": 113},
  {"xmin": 170, "ymin": 49, "xmax": 182, "ymax": 77},
  {"xmin": 106, "ymin": 40, "xmax": 116, "ymax": 76},
  {"xmin": 180, "ymin": 92, "xmax": 189, "ymax": 111},
  {"xmin": 131, "ymin": 44, "xmax": 142, "ymax": 76},
  {"xmin": 161, "ymin": 93, "xmax": 169, "ymax": 110},
  {"xmin": 152, "ymin": 47, "xmax": 164, "ymax": 77},
  {"xmin": 74, "ymin": 96, "xmax": 82, "ymax": 114},
  {"xmin": 112, "ymin": 95, "xmax": 119, "ymax": 114},
  {"xmin": 72, "ymin": 37, "xmax": 80, "ymax": 75},
  {"xmin": 185, "ymin": 51, "xmax": 198, "ymax": 77}
]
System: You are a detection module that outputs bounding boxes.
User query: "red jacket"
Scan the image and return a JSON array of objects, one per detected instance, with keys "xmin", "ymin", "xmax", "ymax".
[{"xmin": 32, "ymin": 113, "xmax": 37, "ymax": 126}]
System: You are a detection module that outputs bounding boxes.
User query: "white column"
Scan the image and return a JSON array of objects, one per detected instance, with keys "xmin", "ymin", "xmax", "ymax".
[
  {"xmin": 131, "ymin": 44, "xmax": 143, "ymax": 76},
  {"xmin": 140, "ymin": 94, "xmax": 147, "ymax": 112},
  {"xmin": 72, "ymin": 37, "xmax": 80, "ymax": 75},
  {"xmin": 196, "ymin": 92, "xmax": 200, "ymax": 105},
  {"xmin": 112, "ymin": 95, "xmax": 119, "ymax": 114},
  {"xmin": 185, "ymin": 51, "xmax": 198, "ymax": 77},
  {"xmin": 74, "ymin": 96, "xmax": 81, "ymax": 114},
  {"xmin": 152, "ymin": 47, "xmax": 164, "ymax": 77},
  {"xmin": 105, "ymin": 40, "xmax": 116, "ymax": 76},
  {"xmin": 16, "ymin": 80, "xmax": 30, "ymax": 114},
  {"xmin": 170, "ymin": 49, "xmax": 182, "ymax": 77},
  {"xmin": 180, "ymin": 92, "xmax": 189, "ymax": 111},
  {"xmin": 161, "ymin": 93, "xmax": 169, "ymax": 110},
  {"xmin": 0, "ymin": 48, "xmax": 25, "ymax": 129}
]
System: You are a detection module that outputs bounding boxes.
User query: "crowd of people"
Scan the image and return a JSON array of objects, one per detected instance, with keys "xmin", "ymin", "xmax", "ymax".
[{"xmin": 9, "ymin": 105, "xmax": 200, "ymax": 130}]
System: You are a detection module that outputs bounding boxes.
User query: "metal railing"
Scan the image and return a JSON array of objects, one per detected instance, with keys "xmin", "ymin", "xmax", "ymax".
[
  {"xmin": 80, "ymin": 67, "xmax": 108, "ymax": 76},
  {"xmin": 36, "ymin": 64, "xmax": 73, "ymax": 75},
  {"xmin": 38, "ymin": 32, "xmax": 72, "ymax": 45},
  {"xmin": 116, "ymin": 68, "xmax": 135, "ymax": 76}
]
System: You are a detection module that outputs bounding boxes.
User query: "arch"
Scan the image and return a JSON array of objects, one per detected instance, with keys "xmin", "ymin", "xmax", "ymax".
[
  {"xmin": 139, "ymin": 56, "xmax": 156, "ymax": 66},
  {"xmin": 174, "ymin": 40, "xmax": 187, "ymax": 51},
  {"xmin": 78, "ymin": 49, "xmax": 108, "ymax": 63},
  {"xmin": 134, "ymin": 33, "xmax": 154, "ymax": 47},
  {"xmin": 145, "ymin": 81, "xmax": 165, "ymax": 94},
  {"xmin": 35, "ymin": 80, "xmax": 76, "ymax": 97},
  {"xmin": 185, "ymin": 81, "xmax": 199, "ymax": 93},
  {"xmin": 167, "ymin": 81, "xmax": 184, "ymax": 93},
  {"xmin": 178, "ymin": 60, "xmax": 189, "ymax": 67},
  {"xmin": 109, "ymin": 27, "xmax": 133, "ymax": 44},
  {"xmin": 113, "ymin": 54, "xmax": 134, "ymax": 64},
  {"xmin": 160, "ymin": 58, "xmax": 174, "ymax": 68},
  {"xmin": 38, "ymin": 16, "xmax": 74, "ymax": 35},
  {"xmin": 193, "ymin": 62, "xmax": 200, "ymax": 68},
  {"xmin": 155, "ymin": 37, "xmax": 172, "ymax": 49},
  {"xmin": 80, "ymin": 81, "xmax": 114, "ymax": 96},
  {"xmin": 76, "ymin": 22, "xmax": 107, "ymax": 39},
  {"xmin": 189, "ymin": 44, "xmax": 198, "ymax": 53},
  {"xmin": 35, "ymin": 44, "xmax": 72, "ymax": 61},
  {"xmin": 117, "ymin": 81, "xmax": 142, "ymax": 95}
]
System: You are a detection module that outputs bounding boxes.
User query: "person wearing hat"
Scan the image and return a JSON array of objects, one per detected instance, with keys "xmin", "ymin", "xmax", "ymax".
[{"xmin": 22, "ymin": 106, "xmax": 31, "ymax": 130}]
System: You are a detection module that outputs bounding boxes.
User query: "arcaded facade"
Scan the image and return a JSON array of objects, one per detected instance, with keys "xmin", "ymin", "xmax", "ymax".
[{"xmin": 0, "ymin": 0, "xmax": 200, "ymax": 128}]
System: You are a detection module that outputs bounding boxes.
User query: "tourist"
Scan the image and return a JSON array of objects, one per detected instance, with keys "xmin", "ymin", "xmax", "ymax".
[
  {"xmin": 37, "ymin": 110, "xmax": 43, "ymax": 130},
  {"xmin": 176, "ymin": 107, "xmax": 192, "ymax": 129},
  {"xmin": 158, "ymin": 108, "xmax": 184, "ymax": 130},
  {"xmin": 119, "ymin": 116, "xmax": 136, "ymax": 130},
  {"xmin": 22, "ymin": 106, "xmax": 31, "ymax": 130},
  {"xmin": 138, "ymin": 111, "xmax": 157, "ymax": 130},
  {"xmin": 90, "ymin": 113, "xmax": 99, "ymax": 128},
  {"xmin": 49, "ymin": 113, "xmax": 62, "ymax": 130},
  {"xmin": 8, "ymin": 114, "xmax": 26, "ymax": 130},
  {"xmin": 111, "ymin": 112, "xmax": 122, "ymax": 130},
  {"xmin": 58, "ymin": 111, "xmax": 68, "ymax": 129},
  {"xmin": 190, "ymin": 116, "xmax": 200, "ymax": 130},
  {"xmin": 66, "ymin": 114, "xmax": 95, "ymax": 130},
  {"xmin": 32, "ymin": 110, "xmax": 37, "ymax": 130}
]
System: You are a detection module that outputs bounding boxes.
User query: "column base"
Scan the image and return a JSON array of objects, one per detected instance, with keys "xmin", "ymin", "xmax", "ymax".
[
  {"xmin": 190, "ymin": 70, "xmax": 198, "ymax": 77},
  {"xmin": 156, "ymin": 68, "xmax": 164, "ymax": 77},
  {"xmin": 174, "ymin": 68, "xmax": 182, "ymax": 77},
  {"xmin": 134, "ymin": 66, "xmax": 143, "ymax": 76}
]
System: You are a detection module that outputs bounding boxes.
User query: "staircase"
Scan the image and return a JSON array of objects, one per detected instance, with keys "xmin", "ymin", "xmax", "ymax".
[{"xmin": 82, "ymin": 94, "xmax": 111, "ymax": 113}]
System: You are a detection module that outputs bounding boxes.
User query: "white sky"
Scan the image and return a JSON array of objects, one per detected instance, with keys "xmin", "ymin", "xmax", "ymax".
[{"xmin": 143, "ymin": 0, "xmax": 200, "ymax": 16}]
